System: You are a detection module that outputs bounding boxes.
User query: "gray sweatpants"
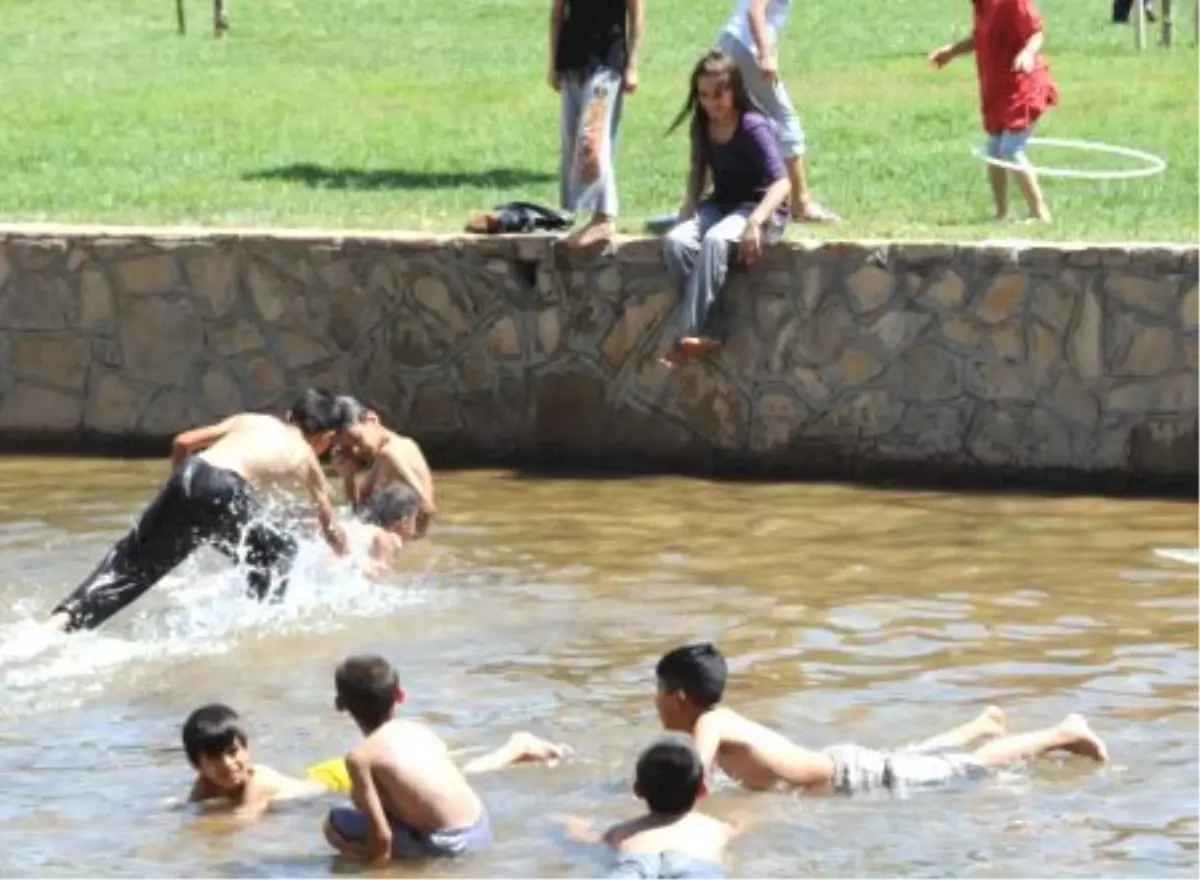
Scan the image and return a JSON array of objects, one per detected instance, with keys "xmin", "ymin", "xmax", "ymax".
[
  {"xmin": 662, "ymin": 202, "xmax": 786, "ymax": 338},
  {"xmin": 718, "ymin": 32, "xmax": 806, "ymax": 158},
  {"xmin": 560, "ymin": 67, "xmax": 624, "ymax": 217}
]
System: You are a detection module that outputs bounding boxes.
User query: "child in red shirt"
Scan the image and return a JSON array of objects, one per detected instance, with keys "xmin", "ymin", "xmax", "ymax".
[{"xmin": 928, "ymin": 0, "xmax": 1058, "ymax": 222}]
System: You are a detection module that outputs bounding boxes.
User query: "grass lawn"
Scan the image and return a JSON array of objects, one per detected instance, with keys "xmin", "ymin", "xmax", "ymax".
[{"xmin": 1, "ymin": 0, "xmax": 1196, "ymax": 242}]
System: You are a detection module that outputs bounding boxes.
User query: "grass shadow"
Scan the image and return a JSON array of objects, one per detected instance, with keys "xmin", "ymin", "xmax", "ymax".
[{"xmin": 243, "ymin": 163, "xmax": 555, "ymax": 191}]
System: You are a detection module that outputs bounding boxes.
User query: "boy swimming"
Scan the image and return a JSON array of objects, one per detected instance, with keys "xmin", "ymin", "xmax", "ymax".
[
  {"xmin": 654, "ymin": 643, "xmax": 1109, "ymax": 794},
  {"xmin": 331, "ymin": 396, "xmax": 437, "ymax": 539},
  {"xmin": 182, "ymin": 702, "xmax": 568, "ymax": 821},
  {"xmin": 322, "ymin": 654, "xmax": 569, "ymax": 863},
  {"xmin": 46, "ymin": 390, "xmax": 350, "ymax": 632},
  {"xmin": 560, "ymin": 736, "xmax": 742, "ymax": 879},
  {"xmin": 348, "ymin": 483, "xmax": 422, "ymax": 579}
]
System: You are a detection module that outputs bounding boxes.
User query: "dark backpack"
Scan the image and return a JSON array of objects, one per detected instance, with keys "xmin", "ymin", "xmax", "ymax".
[{"xmin": 465, "ymin": 201, "xmax": 571, "ymax": 234}]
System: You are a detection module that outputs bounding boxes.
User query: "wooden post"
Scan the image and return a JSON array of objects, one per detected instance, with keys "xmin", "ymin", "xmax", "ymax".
[
  {"xmin": 176, "ymin": 0, "xmax": 186, "ymax": 34},
  {"xmin": 1162, "ymin": 0, "xmax": 1174, "ymax": 45},
  {"xmin": 1135, "ymin": 0, "xmax": 1147, "ymax": 48}
]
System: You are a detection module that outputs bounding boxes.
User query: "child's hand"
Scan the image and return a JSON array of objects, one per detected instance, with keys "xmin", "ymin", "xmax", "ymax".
[
  {"xmin": 927, "ymin": 45, "xmax": 956, "ymax": 68},
  {"xmin": 757, "ymin": 53, "xmax": 779, "ymax": 84},
  {"xmin": 622, "ymin": 63, "xmax": 639, "ymax": 94},
  {"xmin": 506, "ymin": 731, "xmax": 573, "ymax": 764},
  {"xmin": 1012, "ymin": 49, "xmax": 1035, "ymax": 72},
  {"xmin": 554, "ymin": 813, "xmax": 603, "ymax": 844}
]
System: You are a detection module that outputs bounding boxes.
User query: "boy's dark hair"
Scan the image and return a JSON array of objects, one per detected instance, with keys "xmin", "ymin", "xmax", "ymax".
[
  {"xmin": 655, "ymin": 643, "xmax": 727, "ymax": 708},
  {"xmin": 335, "ymin": 395, "xmax": 370, "ymax": 427},
  {"xmin": 362, "ymin": 484, "xmax": 421, "ymax": 528},
  {"xmin": 182, "ymin": 703, "xmax": 248, "ymax": 767},
  {"xmin": 636, "ymin": 737, "xmax": 704, "ymax": 815},
  {"xmin": 335, "ymin": 655, "xmax": 400, "ymax": 728},
  {"xmin": 287, "ymin": 388, "xmax": 347, "ymax": 435}
]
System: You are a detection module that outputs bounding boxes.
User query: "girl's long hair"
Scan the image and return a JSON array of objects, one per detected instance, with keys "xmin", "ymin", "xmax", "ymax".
[{"xmin": 667, "ymin": 48, "xmax": 762, "ymax": 169}]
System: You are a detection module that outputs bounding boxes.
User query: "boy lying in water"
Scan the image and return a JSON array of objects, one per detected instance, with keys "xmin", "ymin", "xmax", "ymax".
[
  {"xmin": 181, "ymin": 702, "xmax": 567, "ymax": 823},
  {"xmin": 559, "ymin": 736, "xmax": 743, "ymax": 879},
  {"xmin": 323, "ymin": 654, "xmax": 571, "ymax": 863},
  {"xmin": 653, "ymin": 643, "xmax": 1108, "ymax": 795}
]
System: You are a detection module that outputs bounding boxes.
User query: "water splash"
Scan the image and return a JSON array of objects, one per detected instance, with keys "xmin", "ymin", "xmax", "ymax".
[{"xmin": 0, "ymin": 523, "xmax": 435, "ymax": 719}]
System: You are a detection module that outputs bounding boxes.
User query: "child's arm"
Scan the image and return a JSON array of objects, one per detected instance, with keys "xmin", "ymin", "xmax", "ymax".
[
  {"xmin": 928, "ymin": 35, "xmax": 974, "ymax": 67},
  {"xmin": 345, "ymin": 755, "xmax": 393, "ymax": 864},
  {"xmin": 555, "ymin": 814, "xmax": 608, "ymax": 846},
  {"xmin": 747, "ymin": 0, "xmax": 778, "ymax": 83},
  {"xmin": 460, "ymin": 732, "xmax": 572, "ymax": 775},
  {"xmin": 692, "ymin": 713, "xmax": 725, "ymax": 780},
  {"xmin": 1013, "ymin": 31, "xmax": 1044, "ymax": 72},
  {"xmin": 302, "ymin": 452, "xmax": 348, "ymax": 556},
  {"xmin": 170, "ymin": 417, "xmax": 236, "ymax": 466}
]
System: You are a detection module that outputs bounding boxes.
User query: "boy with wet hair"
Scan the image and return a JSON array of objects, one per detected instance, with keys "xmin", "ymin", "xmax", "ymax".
[
  {"xmin": 655, "ymin": 642, "xmax": 1109, "ymax": 794},
  {"xmin": 182, "ymin": 703, "xmax": 327, "ymax": 815},
  {"xmin": 560, "ymin": 736, "xmax": 741, "ymax": 879},
  {"xmin": 324, "ymin": 654, "xmax": 570, "ymax": 863},
  {"xmin": 341, "ymin": 483, "xmax": 422, "ymax": 578},
  {"xmin": 47, "ymin": 390, "xmax": 350, "ymax": 632},
  {"xmin": 330, "ymin": 396, "xmax": 437, "ymax": 539}
]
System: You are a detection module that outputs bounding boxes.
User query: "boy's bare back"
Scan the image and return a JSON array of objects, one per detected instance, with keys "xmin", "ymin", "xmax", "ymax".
[
  {"xmin": 605, "ymin": 811, "xmax": 735, "ymax": 860},
  {"xmin": 190, "ymin": 414, "xmax": 323, "ymax": 491},
  {"xmin": 694, "ymin": 706, "xmax": 835, "ymax": 791},
  {"xmin": 349, "ymin": 719, "xmax": 482, "ymax": 832},
  {"xmin": 365, "ymin": 433, "xmax": 436, "ymax": 525}
]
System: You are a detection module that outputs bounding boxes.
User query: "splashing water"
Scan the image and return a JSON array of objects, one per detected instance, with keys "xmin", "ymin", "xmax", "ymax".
[{"xmin": 0, "ymin": 515, "xmax": 436, "ymax": 720}]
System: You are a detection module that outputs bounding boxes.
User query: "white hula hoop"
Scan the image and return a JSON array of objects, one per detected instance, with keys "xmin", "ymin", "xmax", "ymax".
[{"xmin": 970, "ymin": 136, "xmax": 1167, "ymax": 180}]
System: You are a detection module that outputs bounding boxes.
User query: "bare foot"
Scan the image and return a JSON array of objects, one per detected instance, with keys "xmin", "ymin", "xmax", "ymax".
[
  {"xmin": 972, "ymin": 705, "xmax": 1007, "ymax": 741},
  {"xmin": 566, "ymin": 218, "xmax": 615, "ymax": 249},
  {"xmin": 676, "ymin": 336, "xmax": 722, "ymax": 359},
  {"xmin": 1021, "ymin": 213, "xmax": 1051, "ymax": 224},
  {"xmin": 792, "ymin": 198, "xmax": 840, "ymax": 223},
  {"xmin": 1056, "ymin": 714, "xmax": 1109, "ymax": 763},
  {"xmin": 992, "ymin": 211, "xmax": 1009, "ymax": 222},
  {"xmin": 44, "ymin": 611, "xmax": 71, "ymax": 632}
]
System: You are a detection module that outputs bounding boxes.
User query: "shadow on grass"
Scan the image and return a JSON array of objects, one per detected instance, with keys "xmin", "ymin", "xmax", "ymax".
[{"xmin": 243, "ymin": 162, "xmax": 555, "ymax": 191}]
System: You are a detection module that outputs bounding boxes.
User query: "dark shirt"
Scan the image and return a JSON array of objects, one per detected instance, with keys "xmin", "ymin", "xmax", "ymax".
[
  {"xmin": 556, "ymin": 0, "xmax": 628, "ymax": 73},
  {"xmin": 705, "ymin": 111, "xmax": 788, "ymax": 217}
]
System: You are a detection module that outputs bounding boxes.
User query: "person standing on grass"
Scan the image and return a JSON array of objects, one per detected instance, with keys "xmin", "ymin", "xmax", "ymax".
[
  {"xmin": 928, "ymin": 0, "xmax": 1058, "ymax": 222},
  {"xmin": 660, "ymin": 49, "xmax": 790, "ymax": 368},
  {"xmin": 548, "ymin": 0, "xmax": 644, "ymax": 249},
  {"xmin": 714, "ymin": 0, "xmax": 838, "ymax": 223}
]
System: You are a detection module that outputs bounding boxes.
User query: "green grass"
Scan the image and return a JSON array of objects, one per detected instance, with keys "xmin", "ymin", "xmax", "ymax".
[{"xmin": 0, "ymin": 0, "xmax": 1196, "ymax": 241}]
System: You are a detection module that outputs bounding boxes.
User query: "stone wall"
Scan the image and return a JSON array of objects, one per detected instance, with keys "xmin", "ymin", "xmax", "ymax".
[{"xmin": 0, "ymin": 224, "xmax": 1195, "ymax": 492}]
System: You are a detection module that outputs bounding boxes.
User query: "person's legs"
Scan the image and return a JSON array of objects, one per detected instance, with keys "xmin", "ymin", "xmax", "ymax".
[
  {"xmin": 997, "ymin": 128, "xmax": 1050, "ymax": 222},
  {"xmin": 661, "ymin": 204, "xmax": 725, "ymax": 364},
  {"xmin": 47, "ymin": 467, "xmax": 203, "ymax": 631},
  {"xmin": 559, "ymin": 71, "xmax": 584, "ymax": 217},
  {"xmin": 565, "ymin": 67, "xmax": 624, "ymax": 248},
  {"xmin": 718, "ymin": 34, "xmax": 836, "ymax": 223},
  {"xmin": 907, "ymin": 706, "xmax": 1007, "ymax": 753},
  {"xmin": 242, "ymin": 522, "xmax": 300, "ymax": 603},
  {"xmin": 969, "ymin": 714, "xmax": 1108, "ymax": 768}
]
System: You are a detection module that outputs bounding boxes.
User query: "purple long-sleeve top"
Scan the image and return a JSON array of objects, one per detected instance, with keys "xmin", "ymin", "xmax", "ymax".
[{"xmin": 703, "ymin": 111, "xmax": 788, "ymax": 218}]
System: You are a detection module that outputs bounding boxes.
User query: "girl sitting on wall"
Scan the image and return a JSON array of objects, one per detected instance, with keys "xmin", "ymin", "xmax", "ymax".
[{"xmin": 660, "ymin": 48, "xmax": 791, "ymax": 368}]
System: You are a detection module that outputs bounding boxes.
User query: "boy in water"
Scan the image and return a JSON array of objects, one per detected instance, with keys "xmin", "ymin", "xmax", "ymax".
[
  {"xmin": 654, "ymin": 643, "xmax": 1108, "ymax": 794},
  {"xmin": 560, "ymin": 736, "xmax": 741, "ymax": 879},
  {"xmin": 351, "ymin": 483, "xmax": 422, "ymax": 578},
  {"xmin": 46, "ymin": 390, "xmax": 350, "ymax": 633},
  {"xmin": 182, "ymin": 703, "xmax": 565, "ymax": 820},
  {"xmin": 330, "ymin": 397, "xmax": 437, "ymax": 539},
  {"xmin": 323, "ymin": 654, "xmax": 570, "ymax": 863}
]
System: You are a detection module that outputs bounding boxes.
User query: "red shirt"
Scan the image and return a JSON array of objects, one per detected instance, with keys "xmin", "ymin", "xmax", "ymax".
[{"xmin": 973, "ymin": 0, "xmax": 1058, "ymax": 134}]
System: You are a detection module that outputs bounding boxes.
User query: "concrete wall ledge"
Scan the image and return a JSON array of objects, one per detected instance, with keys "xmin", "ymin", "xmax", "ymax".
[{"xmin": 0, "ymin": 223, "xmax": 1195, "ymax": 496}]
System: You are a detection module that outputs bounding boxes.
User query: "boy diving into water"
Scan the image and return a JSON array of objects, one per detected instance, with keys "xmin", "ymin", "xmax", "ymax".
[
  {"xmin": 654, "ymin": 643, "xmax": 1108, "ymax": 794},
  {"xmin": 46, "ymin": 390, "xmax": 350, "ymax": 633}
]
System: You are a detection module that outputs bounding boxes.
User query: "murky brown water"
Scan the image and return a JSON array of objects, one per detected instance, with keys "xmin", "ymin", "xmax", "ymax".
[{"xmin": 0, "ymin": 458, "xmax": 1196, "ymax": 878}]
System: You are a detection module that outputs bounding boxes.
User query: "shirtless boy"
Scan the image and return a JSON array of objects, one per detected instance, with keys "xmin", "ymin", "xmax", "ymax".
[
  {"xmin": 560, "ymin": 736, "xmax": 741, "ymax": 879},
  {"xmin": 654, "ymin": 643, "xmax": 1109, "ymax": 794},
  {"xmin": 181, "ymin": 702, "xmax": 566, "ymax": 822},
  {"xmin": 330, "ymin": 396, "xmax": 436, "ymax": 539},
  {"xmin": 46, "ymin": 390, "xmax": 349, "ymax": 632},
  {"xmin": 323, "ymin": 654, "xmax": 570, "ymax": 863}
]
